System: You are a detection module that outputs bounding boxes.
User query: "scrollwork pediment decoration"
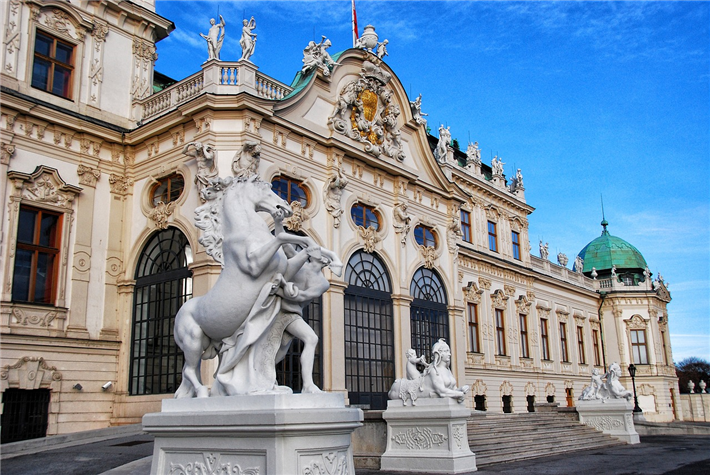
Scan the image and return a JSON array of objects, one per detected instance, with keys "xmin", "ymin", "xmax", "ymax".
[
  {"xmin": 556, "ymin": 310, "xmax": 569, "ymax": 323},
  {"xmin": 515, "ymin": 295, "xmax": 532, "ymax": 315},
  {"xmin": 500, "ymin": 380, "xmax": 513, "ymax": 396},
  {"xmin": 358, "ymin": 225, "xmax": 379, "ymax": 253},
  {"xmin": 148, "ymin": 201, "xmax": 175, "ymax": 229},
  {"xmin": 471, "ymin": 379, "xmax": 487, "ymax": 395},
  {"xmin": 536, "ymin": 305, "xmax": 551, "ymax": 319},
  {"xmin": 625, "ymin": 314, "xmax": 647, "ymax": 330},
  {"xmin": 421, "ymin": 246, "xmax": 436, "ymax": 269},
  {"xmin": 463, "ymin": 281, "xmax": 484, "ymax": 304},
  {"xmin": 1, "ymin": 356, "xmax": 62, "ymax": 390},
  {"xmin": 490, "ymin": 289, "xmax": 508, "ymax": 309},
  {"xmin": 478, "ymin": 277, "xmax": 492, "ymax": 290},
  {"xmin": 8, "ymin": 165, "xmax": 81, "ymax": 209},
  {"xmin": 328, "ymin": 60, "xmax": 406, "ymax": 162}
]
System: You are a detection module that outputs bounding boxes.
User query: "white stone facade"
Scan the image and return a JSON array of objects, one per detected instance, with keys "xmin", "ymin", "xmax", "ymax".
[{"xmin": 0, "ymin": 1, "xmax": 679, "ymax": 441}]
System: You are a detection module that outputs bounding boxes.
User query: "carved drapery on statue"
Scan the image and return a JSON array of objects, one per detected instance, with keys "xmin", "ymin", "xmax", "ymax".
[{"xmin": 328, "ymin": 61, "xmax": 406, "ymax": 162}]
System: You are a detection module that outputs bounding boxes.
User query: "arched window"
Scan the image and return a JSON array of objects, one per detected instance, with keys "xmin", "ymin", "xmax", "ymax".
[
  {"xmin": 350, "ymin": 203, "xmax": 380, "ymax": 230},
  {"xmin": 129, "ymin": 228, "xmax": 192, "ymax": 395},
  {"xmin": 414, "ymin": 225, "xmax": 437, "ymax": 247},
  {"xmin": 344, "ymin": 251, "xmax": 394, "ymax": 410},
  {"xmin": 410, "ymin": 267, "xmax": 449, "ymax": 360},
  {"xmin": 271, "ymin": 176, "xmax": 309, "ymax": 207},
  {"xmin": 151, "ymin": 173, "xmax": 184, "ymax": 206}
]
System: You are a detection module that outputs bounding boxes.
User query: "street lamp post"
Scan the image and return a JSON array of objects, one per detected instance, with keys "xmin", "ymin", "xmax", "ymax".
[{"xmin": 627, "ymin": 364, "xmax": 643, "ymax": 414}]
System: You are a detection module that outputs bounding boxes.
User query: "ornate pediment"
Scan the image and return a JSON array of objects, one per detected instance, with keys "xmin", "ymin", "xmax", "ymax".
[
  {"xmin": 625, "ymin": 314, "xmax": 647, "ymax": 330},
  {"xmin": 463, "ymin": 281, "xmax": 484, "ymax": 304},
  {"xmin": 8, "ymin": 165, "xmax": 81, "ymax": 209},
  {"xmin": 491, "ymin": 289, "xmax": 509, "ymax": 309},
  {"xmin": 1, "ymin": 356, "xmax": 62, "ymax": 390},
  {"xmin": 328, "ymin": 61, "xmax": 405, "ymax": 162},
  {"xmin": 515, "ymin": 295, "xmax": 532, "ymax": 315}
]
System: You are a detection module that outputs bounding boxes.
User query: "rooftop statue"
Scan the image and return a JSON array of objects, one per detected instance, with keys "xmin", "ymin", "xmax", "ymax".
[
  {"xmin": 434, "ymin": 124, "xmax": 451, "ymax": 163},
  {"xmin": 574, "ymin": 255, "xmax": 584, "ymax": 273},
  {"xmin": 376, "ymin": 39, "xmax": 389, "ymax": 59},
  {"xmin": 409, "ymin": 94, "xmax": 428, "ymax": 127},
  {"xmin": 200, "ymin": 15, "xmax": 226, "ymax": 61},
  {"xmin": 239, "ymin": 16, "xmax": 257, "ymax": 61},
  {"xmin": 491, "ymin": 155, "xmax": 505, "ymax": 176},
  {"xmin": 579, "ymin": 363, "xmax": 633, "ymax": 401},
  {"xmin": 388, "ymin": 340, "xmax": 470, "ymax": 406},
  {"xmin": 174, "ymin": 173, "xmax": 343, "ymax": 398},
  {"xmin": 539, "ymin": 240, "xmax": 549, "ymax": 260},
  {"xmin": 514, "ymin": 168, "xmax": 524, "ymax": 189},
  {"xmin": 466, "ymin": 141, "xmax": 481, "ymax": 166},
  {"xmin": 557, "ymin": 252, "xmax": 569, "ymax": 267},
  {"xmin": 301, "ymin": 36, "xmax": 338, "ymax": 77}
]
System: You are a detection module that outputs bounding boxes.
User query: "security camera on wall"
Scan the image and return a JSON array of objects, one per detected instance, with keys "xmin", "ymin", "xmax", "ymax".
[{"xmin": 102, "ymin": 381, "xmax": 113, "ymax": 391}]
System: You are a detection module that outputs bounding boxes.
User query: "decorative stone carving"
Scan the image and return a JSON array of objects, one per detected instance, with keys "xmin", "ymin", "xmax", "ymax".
[
  {"xmin": 284, "ymin": 201, "xmax": 305, "ymax": 232},
  {"xmin": 239, "ymin": 16, "xmax": 257, "ymax": 61},
  {"xmin": 491, "ymin": 155, "xmax": 504, "ymax": 176},
  {"xmin": 1, "ymin": 142, "xmax": 16, "ymax": 165},
  {"xmin": 77, "ymin": 164, "xmax": 100, "ymax": 187},
  {"xmin": 169, "ymin": 452, "xmax": 258, "ymax": 475},
  {"xmin": 393, "ymin": 202, "xmax": 411, "ymax": 246},
  {"xmin": 301, "ymin": 36, "xmax": 338, "ymax": 77},
  {"xmin": 11, "ymin": 308, "xmax": 57, "ymax": 327},
  {"xmin": 545, "ymin": 383, "xmax": 556, "ymax": 397},
  {"xmin": 174, "ymin": 173, "xmax": 344, "ymax": 398},
  {"xmin": 109, "ymin": 174, "xmax": 133, "ymax": 195},
  {"xmin": 500, "ymin": 380, "xmax": 513, "ymax": 396},
  {"xmin": 323, "ymin": 168, "xmax": 348, "ymax": 228},
  {"xmin": 184, "ymin": 141, "xmax": 219, "ymax": 201},
  {"xmin": 389, "ymin": 340, "xmax": 470, "ymax": 405},
  {"xmin": 328, "ymin": 61, "xmax": 405, "ymax": 161},
  {"xmin": 465, "ymin": 142, "xmax": 481, "ymax": 167},
  {"xmin": 591, "ymin": 267, "xmax": 598, "ymax": 279},
  {"xmin": 355, "ymin": 24, "xmax": 384, "ymax": 54},
  {"xmin": 625, "ymin": 314, "xmax": 647, "ymax": 330},
  {"xmin": 148, "ymin": 201, "xmax": 175, "ymax": 229},
  {"xmin": 463, "ymin": 282, "xmax": 483, "ymax": 304},
  {"xmin": 446, "ymin": 213, "xmax": 462, "ymax": 250},
  {"xmin": 579, "ymin": 362, "xmax": 632, "ymax": 401},
  {"xmin": 515, "ymin": 295, "xmax": 532, "ymax": 314},
  {"xmin": 557, "ymin": 253, "xmax": 568, "ymax": 267},
  {"xmin": 574, "ymin": 255, "xmax": 584, "ymax": 273},
  {"xmin": 358, "ymin": 226, "xmax": 379, "ymax": 253},
  {"xmin": 131, "ymin": 39, "xmax": 157, "ymax": 101},
  {"xmin": 503, "ymin": 285, "xmax": 516, "ymax": 297},
  {"xmin": 471, "ymin": 379, "xmax": 487, "ymax": 396},
  {"xmin": 200, "ymin": 15, "xmax": 226, "ymax": 61},
  {"xmin": 434, "ymin": 124, "xmax": 451, "ymax": 164},
  {"xmin": 511, "ymin": 168, "xmax": 524, "ymax": 191},
  {"xmin": 232, "ymin": 141, "xmax": 261, "ymax": 178},
  {"xmin": 490, "ymin": 289, "xmax": 509, "ymax": 309},
  {"xmin": 3, "ymin": 0, "xmax": 22, "ymax": 75},
  {"xmin": 420, "ymin": 246, "xmax": 436, "ymax": 269},
  {"xmin": 302, "ymin": 451, "xmax": 348, "ymax": 475},
  {"xmin": 9, "ymin": 166, "xmax": 81, "ymax": 209},
  {"xmin": 478, "ymin": 277, "xmax": 492, "ymax": 290},
  {"xmin": 409, "ymin": 93, "xmax": 428, "ymax": 127},
  {"xmin": 1, "ymin": 356, "xmax": 62, "ymax": 390},
  {"xmin": 392, "ymin": 427, "xmax": 447, "ymax": 450},
  {"xmin": 539, "ymin": 241, "xmax": 549, "ymax": 260}
]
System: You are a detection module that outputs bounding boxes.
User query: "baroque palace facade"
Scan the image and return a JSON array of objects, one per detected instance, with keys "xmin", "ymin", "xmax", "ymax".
[{"xmin": 0, "ymin": 0, "xmax": 680, "ymax": 442}]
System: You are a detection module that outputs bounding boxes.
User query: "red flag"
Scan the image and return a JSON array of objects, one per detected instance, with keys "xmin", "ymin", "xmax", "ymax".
[{"xmin": 352, "ymin": 0, "xmax": 359, "ymax": 47}]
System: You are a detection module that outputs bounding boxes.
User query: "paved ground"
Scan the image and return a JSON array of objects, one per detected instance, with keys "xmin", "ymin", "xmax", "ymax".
[{"xmin": 2, "ymin": 433, "xmax": 709, "ymax": 474}]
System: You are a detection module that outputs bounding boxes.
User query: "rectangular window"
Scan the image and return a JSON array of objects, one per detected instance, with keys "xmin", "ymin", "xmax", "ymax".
[
  {"xmin": 12, "ymin": 206, "xmax": 62, "ymax": 304},
  {"xmin": 32, "ymin": 31, "xmax": 74, "ymax": 99},
  {"xmin": 577, "ymin": 326, "xmax": 586, "ymax": 364},
  {"xmin": 660, "ymin": 330, "xmax": 668, "ymax": 365},
  {"xmin": 559, "ymin": 322, "xmax": 569, "ymax": 362},
  {"xmin": 519, "ymin": 314, "xmax": 529, "ymax": 358},
  {"xmin": 512, "ymin": 231, "xmax": 521, "ymax": 260},
  {"xmin": 488, "ymin": 221, "xmax": 498, "ymax": 252},
  {"xmin": 467, "ymin": 303, "xmax": 480, "ymax": 353},
  {"xmin": 592, "ymin": 329, "xmax": 601, "ymax": 366},
  {"xmin": 460, "ymin": 210, "xmax": 472, "ymax": 243},
  {"xmin": 495, "ymin": 309, "xmax": 506, "ymax": 356},
  {"xmin": 540, "ymin": 319, "xmax": 550, "ymax": 360},
  {"xmin": 630, "ymin": 329, "xmax": 649, "ymax": 364}
]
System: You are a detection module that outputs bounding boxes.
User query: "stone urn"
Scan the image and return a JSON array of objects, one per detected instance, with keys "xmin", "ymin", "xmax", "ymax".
[
  {"xmin": 700, "ymin": 380, "xmax": 707, "ymax": 393},
  {"xmin": 687, "ymin": 381, "xmax": 695, "ymax": 393},
  {"xmin": 358, "ymin": 25, "xmax": 379, "ymax": 51}
]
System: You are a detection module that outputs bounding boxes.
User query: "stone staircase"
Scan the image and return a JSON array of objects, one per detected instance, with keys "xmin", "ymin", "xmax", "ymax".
[{"xmin": 467, "ymin": 410, "xmax": 624, "ymax": 466}]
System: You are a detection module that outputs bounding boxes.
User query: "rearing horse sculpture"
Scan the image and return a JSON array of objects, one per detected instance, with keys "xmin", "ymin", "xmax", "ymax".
[{"xmin": 174, "ymin": 174, "xmax": 339, "ymax": 398}]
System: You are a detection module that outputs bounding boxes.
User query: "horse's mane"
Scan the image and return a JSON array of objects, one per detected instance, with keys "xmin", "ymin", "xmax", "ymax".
[{"xmin": 194, "ymin": 174, "xmax": 272, "ymax": 266}]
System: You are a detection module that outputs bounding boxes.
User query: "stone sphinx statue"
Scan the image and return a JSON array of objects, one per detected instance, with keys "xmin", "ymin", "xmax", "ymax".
[
  {"xmin": 388, "ymin": 339, "xmax": 470, "ymax": 406},
  {"xmin": 579, "ymin": 362, "xmax": 633, "ymax": 401}
]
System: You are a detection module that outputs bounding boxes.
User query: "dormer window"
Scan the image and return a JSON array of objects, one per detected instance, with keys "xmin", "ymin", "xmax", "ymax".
[{"xmin": 32, "ymin": 31, "xmax": 74, "ymax": 100}]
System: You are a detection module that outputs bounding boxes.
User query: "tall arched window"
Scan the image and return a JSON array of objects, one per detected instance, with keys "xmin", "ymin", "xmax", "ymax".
[
  {"xmin": 129, "ymin": 228, "xmax": 192, "ymax": 395},
  {"xmin": 410, "ymin": 267, "xmax": 449, "ymax": 361},
  {"xmin": 344, "ymin": 251, "xmax": 394, "ymax": 410}
]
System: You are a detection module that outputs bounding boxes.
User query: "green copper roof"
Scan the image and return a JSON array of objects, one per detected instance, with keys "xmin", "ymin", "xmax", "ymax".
[{"xmin": 576, "ymin": 221, "xmax": 647, "ymax": 273}]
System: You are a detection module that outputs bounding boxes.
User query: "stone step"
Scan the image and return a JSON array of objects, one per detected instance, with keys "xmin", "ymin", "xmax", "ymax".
[
  {"xmin": 471, "ymin": 431, "xmax": 614, "ymax": 453},
  {"xmin": 469, "ymin": 428, "xmax": 609, "ymax": 447},
  {"xmin": 474, "ymin": 439, "xmax": 623, "ymax": 466}
]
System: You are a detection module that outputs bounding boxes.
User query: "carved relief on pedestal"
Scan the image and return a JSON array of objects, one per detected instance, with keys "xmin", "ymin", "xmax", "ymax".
[
  {"xmin": 391, "ymin": 427, "xmax": 447, "ymax": 450},
  {"xmin": 301, "ymin": 451, "xmax": 348, "ymax": 475},
  {"xmin": 168, "ymin": 452, "xmax": 260, "ymax": 475},
  {"xmin": 328, "ymin": 61, "xmax": 406, "ymax": 162}
]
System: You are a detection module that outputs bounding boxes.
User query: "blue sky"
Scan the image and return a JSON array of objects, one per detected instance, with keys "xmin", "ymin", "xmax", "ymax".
[{"xmin": 153, "ymin": 1, "xmax": 709, "ymax": 362}]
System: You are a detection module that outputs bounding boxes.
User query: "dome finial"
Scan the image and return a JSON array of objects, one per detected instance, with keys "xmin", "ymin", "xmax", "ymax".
[{"xmin": 600, "ymin": 194, "xmax": 609, "ymax": 234}]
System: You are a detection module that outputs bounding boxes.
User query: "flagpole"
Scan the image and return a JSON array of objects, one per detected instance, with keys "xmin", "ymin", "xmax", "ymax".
[{"xmin": 352, "ymin": 0, "xmax": 359, "ymax": 47}]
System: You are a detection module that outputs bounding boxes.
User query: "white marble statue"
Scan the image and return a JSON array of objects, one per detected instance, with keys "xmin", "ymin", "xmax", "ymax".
[
  {"xmin": 539, "ymin": 240, "xmax": 549, "ymax": 260},
  {"xmin": 355, "ymin": 24, "xmax": 380, "ymax": 52},
  {"xmin": 239, "ymin": 16, "xmax": 257, "ymax": 61},
  {"xmin": 574, "ymin": 255, "xmax": 584, "ymax": 273},
  {"xmin": 393, "ymin": 202, "xmax": 411, "ymax": 246},
  {"xmin": 491, "ymin": 155, "xmax": 505, "ymax": 176},
  {"xmin": 466, "ymin": 141, "xmax": 481, "ymax": 166},
  {"xmin": 409, "ymin": 93, "xmax": 428, "ymax": 127},
  {"xmin": 579, "ymin": 362, "xmax": 633, "ymax": 402},
  {"xmin": 376, "ymin": 39, "xmax": 389, "ymax": 59},
  {"xmin": 232, "ymin": 141, "xmax": 261, "ymax": 178},
  {"xmin": 200, "ymin": 15, "xmax": 226, "ymax": 61},
  {"xmin": 174, "ymin": 174, "xmax": 343, "ymax": 398},
  {"xmin": 557, "ymin": 253, "xmax": 569, "ymax": 267},
  {"xmin": 324, "ymin": 168, "xmax": 348, "ymax": 228},
  {"xmin": 183, "ymin": 141, "xmax": 219, "ymax": 201},
  {"xmin": 611, "ymin": 264, "xmax": 617, "ymax": 277},
  {"xmin": 514, "ymin": 168, "xmax": 524, "ymax": 189},
  {"xmin": 301, "ymin": 36, "xmax": 338, "ymax": 77},
  {"xmin": 435, "ymin": 124, "xmax": 451, "ymax": 163},
  {"xmin": 388, "ymin": 339, "xmax": 470, "ymax": 406}
]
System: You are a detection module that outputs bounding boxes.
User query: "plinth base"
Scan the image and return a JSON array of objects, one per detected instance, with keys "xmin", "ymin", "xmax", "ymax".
[
  {"xmin": 142, "ymin": 393, "xmax": 363, "ymax": 475},
  {"xmin": 577, "ymin": 399, "xmax": 640, "ymax": 444},
  {"xmin": 381, "ymin": 399, "xmax": 477, "ymax": 473}
]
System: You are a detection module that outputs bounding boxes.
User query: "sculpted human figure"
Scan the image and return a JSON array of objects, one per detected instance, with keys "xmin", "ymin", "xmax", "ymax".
[
  {"xmin": 515, "ymin": 168, "xmax": 524, "ymax": 189},
  {"xmin": 579, "ymin": 368, "xmax": 604, "ymax": 400},
  {"xmin": 376, "ymin": 39, "xmax": 389, "ymax": 59},
  {"xmin": 466, "ymin": 141, "xmax": 481, "ymax": 166},
  {"xmin": 302, "ymin": 36, "xmax": 338, "ymax": 77},
  {"xmin": 574, "ymin": 255, "xmax": 584, "ymax": 273},
  {"xmin": 324, "ymin": 169, "xmax": 348, "ymax": 228},
  {"xmin": 611, "ymin": 264, "xmax": 617, "ymax": 277},
  {"xmin": 435, "ymin": 124, "xmax": 451, "ymax": 163},
  {"xmin": 239, "ymin": 16, "xmax": 257, "ymax": 61},
  {"xmin": 410, "ymin": 93, "xmax": 428, "ymax": 127},
  {"xmin": 232, "ymin": 141, "xmax": 261, "ymax": 178},
  {"xmin": 200, "ymin": 15, "xmax": 226, "ymax": 61},
  {"xmin": 393, "ymin": 202, "xmax": 411, "ymax": 245},
  {"xmin": 491, "ymin": 155, "xmax": 505, "ymax": 176},
  {"xmin": 183, "ymin": 141, "xmax": 219, "ymax": 200},
  {"xmin": 539, "ymin": 241, "xmax": 549, "ymax": 260}
]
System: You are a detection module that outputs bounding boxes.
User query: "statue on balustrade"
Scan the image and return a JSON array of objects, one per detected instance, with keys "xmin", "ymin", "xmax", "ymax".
[
  {"xmin": 200, "ymin": 15, "xmax": 226, "ymax": 61},
  {"xmin": 240, "ymin": 16, "xmax": 257, "ymax": 61}
]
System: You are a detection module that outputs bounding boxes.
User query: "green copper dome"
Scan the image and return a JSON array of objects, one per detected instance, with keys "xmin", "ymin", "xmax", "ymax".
[{"xmin": 575, "ymin": 220, "xmax": 647, "ymax": 275}]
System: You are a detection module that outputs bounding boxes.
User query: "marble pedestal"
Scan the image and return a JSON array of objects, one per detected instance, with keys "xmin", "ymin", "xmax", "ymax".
[
  {"xmin": 380, "ymin": 399, "xmax": 477, "ymax": 473},
  {"xmin": 576, "ymin": 399, "xmax": 640, "ymax": 444},
  {"xmin": 143, "ymin": 393, "xmax": 363, "ymax": 475}
]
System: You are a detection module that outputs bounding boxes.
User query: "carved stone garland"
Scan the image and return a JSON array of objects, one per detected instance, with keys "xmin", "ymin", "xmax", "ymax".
[{"xmin": 328, "ymin": 60, "xmax": 406, "ymax": 161}]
